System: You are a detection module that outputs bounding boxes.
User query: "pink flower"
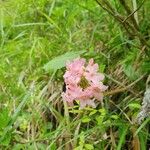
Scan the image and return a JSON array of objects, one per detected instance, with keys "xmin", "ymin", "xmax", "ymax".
[{"xmin": 62, "ymin": 58, "xmax": 108, "ymax": 108}]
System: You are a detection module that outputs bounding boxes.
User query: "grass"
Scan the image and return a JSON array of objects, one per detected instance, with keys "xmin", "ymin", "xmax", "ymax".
[{"xmin": 0, "ymin": 0, "xmax": 150, "ymax": 149}]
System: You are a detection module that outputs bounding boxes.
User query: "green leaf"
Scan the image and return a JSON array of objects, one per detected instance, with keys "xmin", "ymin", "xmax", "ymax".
[
  {"xmin": 89, "ymin": 110, "xmax": 97, "ymax": 116},
  {"xmin": 96, "ymin": 116, "xmax": 104, "ymax": 125},
  {"xmin": 0, "ymin": 108, "xmax": 10, "ymax": 130},
  {"xmin": 82, "ymin": 116, "xmax": 91, "ymax": 123},
  {"xmin": 84, "ymin": 144, "xmax": 94, "ymax": 150},
  {"xmin": 78, "ymin": 132, "xmax": 85, "ymax": 149},
  {"xmin": 142, "ymin": 60, "xmax": 150, "ymax": 73},
  {"xmin": 138, "ymin": 132, "xmax": 147, "ymax": 150},
  {"xmin": 99, "ymin": 64, "xmax": 106, "ymax": 73},
  {"xmin": 49, "ymin": 143, "xmax": 57, "ymax": 150},
  {"xmin": 0, "ymin": 132, "xmax": 11, "ymax": 146},
  {"xmin": 111, "ymin": 115, "xmax": 119, "ymax": 120},
  {"xmin": 128, "ymin": 103, "xmax": 141, "ymax": 110},
  {"xmin": 98, "ymin": 108, "xmax": 106, "ymax": 116},
  {"xmin": 44, "ymin": 50, "xmax": 86, "ymax": 72},
  {"xmin": 134, "ymin": 118, "xmax": 150, "ymax": 136},
  {"xmin": 123, "ymin": 64, "xmax": 139, "ymax": 80},
  {"xmin": 74, "ymin": 146, "xmax": 83, "ymax": 150},
  {"xmin": 12, "ymin": 144, "xmax": 25, "ymax": 150},
  {"xmin": 117, "ymin": 124, "xmax": 129, "ymax": 150}
]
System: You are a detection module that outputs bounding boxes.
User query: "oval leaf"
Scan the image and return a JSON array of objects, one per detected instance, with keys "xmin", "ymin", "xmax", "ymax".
[{"xmin": 44, "ymin": 50, "xmax": 86, "ymax": 72}]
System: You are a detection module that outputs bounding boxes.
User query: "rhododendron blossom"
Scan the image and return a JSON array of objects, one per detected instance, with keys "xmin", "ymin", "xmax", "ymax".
[{"xmin": 62, "ymin": 58, "xmax": 108, "ymax": 108}]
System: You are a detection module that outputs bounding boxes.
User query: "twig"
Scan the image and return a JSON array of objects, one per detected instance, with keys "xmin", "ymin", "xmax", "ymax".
[
  {"xmin": 123, "ymin": 0, "xmax": 145, "ymax": 23},
  {"xmin": 95, "ymin": 0, "xmax": 137, "ymax": 39},
  {"xmin": 95, "ymin": 0, "xmax": 150, "ymax": 48},
  {"xmin": 119, "ymin": 0, "xmax": 139, "ymax": 30},
  {"xmin": 110, "ymin": 100, "xmax": 133, "ymax": 124},
  {"xmin": 104, "ymin": 74, "xmax": 146, "ymax": 96}
]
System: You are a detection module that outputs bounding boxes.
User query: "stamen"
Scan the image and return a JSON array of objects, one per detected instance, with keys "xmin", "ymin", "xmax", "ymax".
[{"xmin": 78, "ymin": 76, "xmax": 90, "ymax": 89}]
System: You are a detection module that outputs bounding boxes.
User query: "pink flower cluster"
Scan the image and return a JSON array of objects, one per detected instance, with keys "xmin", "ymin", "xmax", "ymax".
[{"xmin": 62, "ymin": 58, "xmax": 108, "ymax": 108}]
